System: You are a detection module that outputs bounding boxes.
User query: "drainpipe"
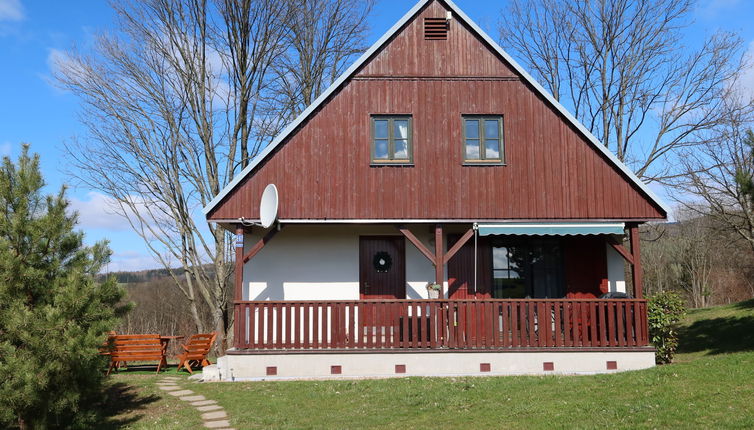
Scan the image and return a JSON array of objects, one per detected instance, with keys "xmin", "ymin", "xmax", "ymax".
[{"xmin": 473, "ymin": 223, "xmax": 479, "ymax": 296}]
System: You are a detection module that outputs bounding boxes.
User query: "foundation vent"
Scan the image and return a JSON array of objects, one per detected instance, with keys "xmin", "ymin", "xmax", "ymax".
[{"xmin": 424, "ymin": 18, "xmax": 449, "ymax": 40}]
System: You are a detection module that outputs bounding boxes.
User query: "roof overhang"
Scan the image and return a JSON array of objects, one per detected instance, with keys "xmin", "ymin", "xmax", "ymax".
[
  {"xmin": 477, "ymin": 222, "xmax": 625, "ymax": 236},
  {"xmin": 203, "ymin": 0, "xmax": 671, "ymax": 219}
]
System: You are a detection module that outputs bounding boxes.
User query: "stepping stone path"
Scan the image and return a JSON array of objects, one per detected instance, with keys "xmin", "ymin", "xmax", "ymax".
[{"xmin": 158, "ymin": 376, "xmax": 234, "ymax": 429}]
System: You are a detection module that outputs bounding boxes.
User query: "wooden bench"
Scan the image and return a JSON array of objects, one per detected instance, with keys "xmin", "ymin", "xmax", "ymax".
[
  {"xmin": 107, "ymin": 334, "xmax": 165, "ymax": 375},
  {"xmin": 176, "ymin": 332, "xmax": 216, "ymax": 374}
]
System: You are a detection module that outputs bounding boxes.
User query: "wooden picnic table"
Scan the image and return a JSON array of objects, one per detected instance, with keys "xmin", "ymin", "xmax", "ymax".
[{"xmin": 159, "ymin": 335, "xmax": 184, "ymax": 368}]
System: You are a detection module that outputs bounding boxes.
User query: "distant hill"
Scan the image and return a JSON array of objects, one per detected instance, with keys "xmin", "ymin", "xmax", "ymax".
[
  {"xmin": 104, "ymin": 267, "xmax": 182, "ymax": 284},
  {"xmin": 102, "ymin": 265, "xmax": 216, "ymax": 284}
]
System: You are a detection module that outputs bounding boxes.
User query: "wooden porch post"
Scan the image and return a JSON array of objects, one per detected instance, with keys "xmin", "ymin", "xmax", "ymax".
[
  {"xmin": 234, "ymin": 226, "xmax": 245, "ymax": 302},
  {"xmin": 434, "ymin": 224, "xmax": 444, "ymax": 295},
  {"xmin": 628, "ymin": 223, "xmax": 643, "ymax": 299}
]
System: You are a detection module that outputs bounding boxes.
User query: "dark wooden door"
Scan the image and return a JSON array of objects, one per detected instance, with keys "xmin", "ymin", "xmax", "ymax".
[{"xmin": 359, "ymin": 236, "xmax": 406, "ymax": 299}]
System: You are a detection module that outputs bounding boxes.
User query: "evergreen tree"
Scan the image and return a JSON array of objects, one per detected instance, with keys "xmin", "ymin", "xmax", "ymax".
[{"xmin": 0, "ymin": 146, "xmax": 129, "ymax": 429}]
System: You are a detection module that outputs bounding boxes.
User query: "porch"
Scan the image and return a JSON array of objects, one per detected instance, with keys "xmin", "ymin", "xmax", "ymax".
[{"xmin": 213, "ymin": 222, "xmax": 654, "ymax": 379}]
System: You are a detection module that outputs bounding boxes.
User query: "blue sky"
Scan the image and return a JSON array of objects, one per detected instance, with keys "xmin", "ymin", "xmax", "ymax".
[{"xmin": 1, "ymin": 0, "xmax": 753, "ymax": 272}]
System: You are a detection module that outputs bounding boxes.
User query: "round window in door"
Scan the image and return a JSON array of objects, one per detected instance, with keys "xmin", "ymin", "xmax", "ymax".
[{"xmin": 373, "ymin": 251, "xmax": 393, "ymax": 273}]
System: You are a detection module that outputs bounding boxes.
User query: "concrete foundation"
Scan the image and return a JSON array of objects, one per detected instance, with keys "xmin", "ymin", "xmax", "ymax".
[{"xmin": 206, "ymin": 349, "xmax": 655, "ymax": 381}]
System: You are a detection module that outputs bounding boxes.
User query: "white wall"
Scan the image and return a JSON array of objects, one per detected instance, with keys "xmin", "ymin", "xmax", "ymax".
[
  {"xmin": 242, "ymin": 225, "xmax": 625, "ymax": 300},
  {"xmin": 243, "ymin": 224, "xmax": 440, "ymax": 301},
  {"xmin": 605, "ymin": 243, "xmax": 627, "ymax": 294}
]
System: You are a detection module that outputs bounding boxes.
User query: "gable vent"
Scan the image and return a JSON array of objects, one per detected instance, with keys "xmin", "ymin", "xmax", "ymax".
[{"xmin": 424, "ymin": 18, "xmax": 449, "ymax": 40}]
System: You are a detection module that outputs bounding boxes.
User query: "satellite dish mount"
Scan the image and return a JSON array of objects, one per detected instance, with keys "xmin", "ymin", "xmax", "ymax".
[{"xmin": 240, "ymin": 184, "xmax": 278, "ymax": 229}]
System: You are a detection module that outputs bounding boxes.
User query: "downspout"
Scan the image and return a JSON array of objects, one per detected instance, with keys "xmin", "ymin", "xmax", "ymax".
[{"xmin": 473, "ymin": 223, "xmax": 479, "ymax": 296}]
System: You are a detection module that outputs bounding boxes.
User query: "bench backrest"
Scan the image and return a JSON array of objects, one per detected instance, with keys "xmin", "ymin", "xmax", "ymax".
[
  {"xmin": 110, "ymin": 334, "xmax": 163, "ymax": 361},
  {"xmin": 183, "ymin": 332, "xmax": 216, "ymax": 360}
]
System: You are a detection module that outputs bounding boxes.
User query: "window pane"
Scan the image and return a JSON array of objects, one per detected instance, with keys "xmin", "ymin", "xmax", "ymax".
[
  {"xmin": 394, "ymin": 120, "xmax": 409, "ymax": 139},
  {"xmin": 374, "ymin": 139, "xmax": 389, "ymax": 159},
  {"xmin": 485, "ymin": 139, "xmax": 501, "ymax": 159},
  {"xmin": 394, "ymin": 139, "xmax": 409, "ymax": 159},
  {"xmin": 465, "ymin": 119, "xmax": 479, "ymax": 139},
  {"xmin": 492, "ymin": 247, "xmax": 508, "ymax": 269},
  {"xmin": 484, "ymin": 119, "xmax": 500, "ymax": 138},
  {"xmin": 465, "ymin": 139, "xmax": 480, "ymax": 160},
  {"xmin": 374, "ymin": 120, "xmax": 388, "ymax": 139}
]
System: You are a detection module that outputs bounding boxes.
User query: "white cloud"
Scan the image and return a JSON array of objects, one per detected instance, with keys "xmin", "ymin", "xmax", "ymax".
[
  {"xmin": 739, "ymin": 40, "xmax": 754, "ymax": 101},
  {"xmin": 46, "ymin": 47, "xmax": 87, "ymax": 77},
  {"xmin": 107, "ymin": 250, "xmax": 162, "ymax": 272},
  {"xmin": 69, "ymin": 191, "xmax": 131, "ymax": 231},
  {"xmin": 0, "ymin": 0, "xmax": 24, "ymax": 22}
]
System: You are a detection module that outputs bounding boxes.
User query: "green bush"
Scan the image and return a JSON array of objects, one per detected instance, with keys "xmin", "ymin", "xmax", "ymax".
[{"xmin": 647, "ymin": 291, "xmax": 686, "ymax": 364}]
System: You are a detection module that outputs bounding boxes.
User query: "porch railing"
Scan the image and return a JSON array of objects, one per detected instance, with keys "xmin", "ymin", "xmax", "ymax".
[{"xmin": 232, "ymin": 299, "xmax": 649, "ymax": 351}]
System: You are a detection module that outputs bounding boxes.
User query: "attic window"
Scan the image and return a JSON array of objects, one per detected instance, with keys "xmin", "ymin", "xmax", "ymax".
[{"xmin": 424, "ymin": 18, "xmax": 448, "ymax": 40}]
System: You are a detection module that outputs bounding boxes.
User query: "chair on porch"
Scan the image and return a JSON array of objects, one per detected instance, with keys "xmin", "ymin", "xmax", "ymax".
[{"xmin": 176, "ymin": 332, "xmax": 217, "ymax": 374}]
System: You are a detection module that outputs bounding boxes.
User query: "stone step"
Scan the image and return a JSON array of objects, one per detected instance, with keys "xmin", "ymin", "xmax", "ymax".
[
  {"xmin": 180, "ymin": 395, "xmax": 206, "ymax": 402},
  {"xmin": 201, "ymin": 410, "xmax": 228, "ymax": 420},
  {"xmin": 197, "ymin": 404, "xmax": 224, "ymax": 412},
  {"xmin": 157, "ymin": 385, "xmax": 181, "ymax": 391}
]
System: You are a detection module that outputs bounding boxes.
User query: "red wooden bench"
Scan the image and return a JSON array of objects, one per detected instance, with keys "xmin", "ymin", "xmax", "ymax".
[
  {"xmin": 107, "ymin": 334, "xmax": 165, "ymax": 375},
  {"xmin": 176, "ymin": 332, "xmax": 216, "ymax": 374}
]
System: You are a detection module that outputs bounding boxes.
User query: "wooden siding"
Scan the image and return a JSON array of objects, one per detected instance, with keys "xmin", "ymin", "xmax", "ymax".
[
  {"xmin": 357, "ymin": 2, "xmax": 517, "ymax": 78},
  {"xmin": 208, "ymin": 0, "xmax": 665, "ymax": 222}
]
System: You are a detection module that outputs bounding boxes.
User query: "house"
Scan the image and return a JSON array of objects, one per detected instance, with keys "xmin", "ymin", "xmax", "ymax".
[{"xmin": 203, "ymin": 0, "xmax": 668, "ymax": 380}]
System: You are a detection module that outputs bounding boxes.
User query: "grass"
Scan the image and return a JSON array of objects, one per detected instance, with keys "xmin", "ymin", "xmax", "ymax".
[{"xmin": 107, "ymin": 299, "xmax": 754, "ymax": 429}]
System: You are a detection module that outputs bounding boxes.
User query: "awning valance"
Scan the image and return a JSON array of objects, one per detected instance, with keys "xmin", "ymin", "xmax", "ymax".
[{"xmin": 477, "ymin": 222, "xmax": 625, "ymax": 236}]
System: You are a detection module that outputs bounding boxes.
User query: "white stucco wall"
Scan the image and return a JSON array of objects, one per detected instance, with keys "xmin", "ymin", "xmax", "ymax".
[
  {"xmin": 242, "ymin": 225, "xmax": 625, "ymax": 300},
  {"xmin": 605, "ymin": 243, "xmax": 627, "ymax": 294},
  {"xmin": 243, "ymin": 225, "xmax": 441, "ymax": 301}
]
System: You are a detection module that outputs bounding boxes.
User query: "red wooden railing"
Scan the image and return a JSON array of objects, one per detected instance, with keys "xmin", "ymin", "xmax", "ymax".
[{"xmin": 232, "ymin": 299, "xmax": 649, "ymax": 351}]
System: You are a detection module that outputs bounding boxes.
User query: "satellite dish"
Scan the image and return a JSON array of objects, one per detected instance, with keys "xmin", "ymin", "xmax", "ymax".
[{"xmin": 259, "ymin": 184, "xmax": 279, "ymax": 228}]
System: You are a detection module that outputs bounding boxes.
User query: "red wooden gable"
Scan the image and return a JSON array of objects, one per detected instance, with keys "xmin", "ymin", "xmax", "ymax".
[{"xmin": 206, "ymin": 0, "xmax": 667, "ymax": 222}]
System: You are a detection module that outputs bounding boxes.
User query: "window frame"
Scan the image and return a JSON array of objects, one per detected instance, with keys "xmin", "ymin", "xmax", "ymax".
[
  {"xmin": 370, "ymin": 115, "xmax": 414, "ymax": 165},
  {"xmin": 461, "ymin": 115, "xmax": 505, "ymax": 165}
]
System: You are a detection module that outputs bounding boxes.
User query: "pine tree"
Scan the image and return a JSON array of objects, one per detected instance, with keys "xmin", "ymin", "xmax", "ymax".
[{"xmin": 0, "ymin": 146, "xmax": 129, "ymax": 429}]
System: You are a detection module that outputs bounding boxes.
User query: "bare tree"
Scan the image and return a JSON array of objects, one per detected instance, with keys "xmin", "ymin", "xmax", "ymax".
[
  {"xmin": 55, "ymin": 0, "xmax": 371, "ymax": 351},
  {"xmin": 499, "ymin": 0, "xmax": 751, "ymax": 183},
  {"xmin": 274, "ymin": 0, "xmax": 373, "ymax": 117},
  {"xmin": 673, "ymin": 112, "xmax": 754, "ymax": 255}
]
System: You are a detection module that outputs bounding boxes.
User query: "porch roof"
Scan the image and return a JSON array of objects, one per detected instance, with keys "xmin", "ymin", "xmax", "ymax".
[{"xmin": 477, "ymin": 222, "xmax": 625, "ymax": 236}]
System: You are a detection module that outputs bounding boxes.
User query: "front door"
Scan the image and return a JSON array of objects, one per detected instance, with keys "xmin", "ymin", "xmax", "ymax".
[{"xmin": 359, "ymin": 236, "xmax": 406, "ymax": 299}]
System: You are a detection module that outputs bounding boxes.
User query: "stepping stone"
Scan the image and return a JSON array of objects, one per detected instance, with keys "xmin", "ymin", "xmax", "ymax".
[
  {"xmin": 191, "ymin": 400, "xmax": 218, "ymax": 406},
  {"xmin": 168, "ymin": 389, "xmax": 194, "ymax": 397},
  {"xmin": 201, "ymin": 410, "xmax": 228, "ymax": 420},
  {"xmin": 196, "ymin": 404, "xmax": 223, "ymax": 412},
  {"xmin": 204, "ymin": 420, "xmax": 230, "ymax": 429},
  {"xmin": 158, "ymin": 385, "xmax": 181, "ymax": 391},
  {"xmin": 180, "ymin": 395, "xmax": 206, "ymax": 402},
  {"xmin": 162, "ymin": 377, "xmax": 180, "ymax": 380}
]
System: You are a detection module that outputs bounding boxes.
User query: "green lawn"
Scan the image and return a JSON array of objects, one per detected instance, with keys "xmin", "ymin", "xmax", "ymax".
[{"xmin": 108, "ymin": 299, "xmax": 754, "ymax": 429}]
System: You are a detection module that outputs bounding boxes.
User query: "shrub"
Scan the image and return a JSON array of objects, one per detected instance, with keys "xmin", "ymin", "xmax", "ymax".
[{"xmin": 647, "ymin": 291, "xmax": 686, "ymax": 364}]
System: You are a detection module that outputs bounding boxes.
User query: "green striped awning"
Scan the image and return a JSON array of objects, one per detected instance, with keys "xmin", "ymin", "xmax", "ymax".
[{"xmin": 477, "ymin": 222, "xmax": 625, "ymax": 236}]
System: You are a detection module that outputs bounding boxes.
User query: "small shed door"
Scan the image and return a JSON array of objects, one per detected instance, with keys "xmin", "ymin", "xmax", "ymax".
[{"xmin": 359, "ymin": 236, "xmax": 406, "ymax": 299}]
